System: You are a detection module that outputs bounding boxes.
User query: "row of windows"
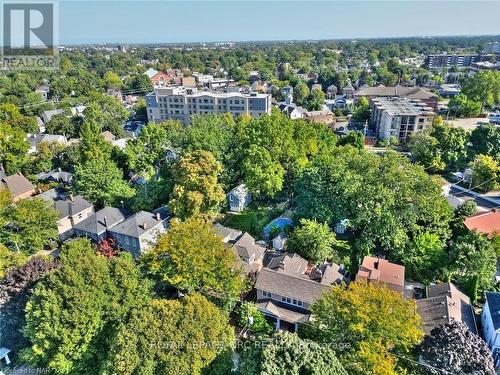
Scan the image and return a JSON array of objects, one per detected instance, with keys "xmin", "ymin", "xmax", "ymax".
[{"xmin": 262, "ymin": 290, "xmax": 304, "ymax": 307}]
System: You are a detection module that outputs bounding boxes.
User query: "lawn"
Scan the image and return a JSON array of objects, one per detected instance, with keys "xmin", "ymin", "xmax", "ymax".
[{"xmin": 223, "ymin": 205, "xmax": 285, "ymax": 238}]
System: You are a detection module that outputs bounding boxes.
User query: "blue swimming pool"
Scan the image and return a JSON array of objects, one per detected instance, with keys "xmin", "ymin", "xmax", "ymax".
[{"xmin": 263, "ymin": 217, "xmax": 293, "ymax": 238}]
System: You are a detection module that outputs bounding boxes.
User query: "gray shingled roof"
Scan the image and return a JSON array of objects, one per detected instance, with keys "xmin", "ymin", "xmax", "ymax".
[
  {"xmin": 255, "ymin": 268, "xmax": 331, "ymax": 305},
  {"xmin": 54, "ymin": 195, "xmax": 93, "ymax": 220},
  {"xmin": 486, "ymin": 292, "xmax": 500, "ymax": 331},
  {"xmin": 417, "ymin": 282, "xmax": 477, "ymax": 335},
  {"xmin": 73, "ymin": 207, "xmax": 130, "ymax": 235},
  {"xmin": 108, "ymin": 207, "xmax": 168, "ymax": 238}
]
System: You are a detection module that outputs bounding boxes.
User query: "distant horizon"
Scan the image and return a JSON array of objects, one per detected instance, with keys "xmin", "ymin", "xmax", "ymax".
[
  {"xmin": 55, "ymin": 1, "xmax": 500, "ymax": 45},
  {"xmin": 59, "ymin": 34, "xmax": 500, "ymax": 47}
]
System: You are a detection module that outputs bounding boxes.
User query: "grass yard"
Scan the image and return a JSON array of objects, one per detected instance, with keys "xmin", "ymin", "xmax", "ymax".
[{"xmin": 223, "ymin": 205, "xmax": 285, "ymax": 238}]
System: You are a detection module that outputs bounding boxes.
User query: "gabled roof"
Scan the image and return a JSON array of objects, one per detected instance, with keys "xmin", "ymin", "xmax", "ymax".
[
  {"xmin": 354, "ymin": 85, "xmax": 437, "ymax": 100},
  {"xmin": 267, "ymin": 253, "xmax": 308, "ymax": 276},
  {"xmin": 255, "ymin": 268, "xmax": 330, "ymax": 305},
  {"xmin": 144, "ymin": 68, "xmax": 159, "ymax": 79},
  {"xmin": 257, "ymin": 300, "xmax": 311, "ymax": 324},
  {"xmin": 464, "ymin": 209, "xmax": 500, "ymax": 237},
  {"xmin": 485, "ymin": 292, "xmax": 500, "ymax": 331},
  {"xmin": 417, "ymin": 282, "xmax": 477, "ymax": 335},
  {"xmin": 1, "ymin": 173, "xmax": 35, "ymax": 197},
  {"xmin": 214, "ymin": 223, "xmax": 242, "ymax": 243},
  {"xmin": 233, "ymin": 232, "xmax": 266, "ymax": 260},
  {"xmin": 108, "ymin": 207, "xmax": 168, "ymax": 238},
  {"xmin": 73, "ymin": 207, "xmax": 130, "ymax": 235},
  {"xmin": 356, "ymin": 256, "xmax": 405, "ymax": 288},
  {"xmin": 53, "ymin": 195, "xmax": 93, "ymax": 220}
]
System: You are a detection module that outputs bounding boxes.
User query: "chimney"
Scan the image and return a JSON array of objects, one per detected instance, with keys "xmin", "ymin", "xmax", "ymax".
[
  {"xmin": 103, "ymin": 217, "xmax": 108, "ymax": 228},
  {"xmin": 155, "ymin": 212, "xmax": 161, "ymax": 221},
  {"xmin": 142, "ymin": 221, "xmax": 148, "ymax": 230},
  {"xmin": 69, "ymin": 194, "xmax": 74, "ymax": 202}
]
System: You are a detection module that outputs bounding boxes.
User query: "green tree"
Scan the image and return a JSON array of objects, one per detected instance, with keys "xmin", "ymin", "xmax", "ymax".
[
  {"xmin": 393, "ymin": 231, "xmax": 445, "ymax": 284},
  {"xmin": 469, "ymin": 125, "xmax": 500, "ymax": 161},
  {"xmin": 239, "ymin": 332, "xmax": 347, "ymax": 375},
  {"xmin": 0, "ymin": 199, "xmax": 58, "ymax": 255},
  {"xmin": 0, "ymin": 243, "xmax": 27, "ymax": 278},
  {"xmin": 106, "ymin": 294, "xmax": 234, "ymax": 375},
  {"xmin": 338, "ymin": 131, "xmax": 365, "ymax": 149},
  {"xmin": 351, "ymin": 97, "xmax": 370, "ymax": 122},
  {"xmin": 461, "ymin": 70, "xmax": 500, "ymax": 111},
  {"xmin": 470, "ymin": 154, "xmax": 499, "ymax": 193},
  {"xmin": 0, "ymin": 121, "xmax": 28, "ymax": 174},
  {"xmin": 103, "ymin": 71, "xmax": 123, "ymax": 90},
  {"xmin": 305, "ymin": 88, "xmax": 326, "ymax": 111},
  {"xmin": 242, "ymin": 145, "xmax": 285, "ymax": 199},
  {"xmin": 294, "ymin": 149, "xmax": 453, "ymax": 267},
  {"xmin": 448, "ymin": 231, "xmax": 496, "ymax": 302},
  {"xmin": 22, "ymin": 240, "xmax": 151, "ymax": 375},
  {"xmin": 144, "ymin": 216, "xmax": 245, "ymax": 305},
  {"xmin": 236, "ymin": 302, "xmax": 273, "ymax": 336},
  {"xmin": 83, "ymin": 94, "xmax": 128, "ymax": 137},
  {"xmin": 124, "ymin": 122, "xmax": 170, "ymax": 176},
  {"xmin": 303, "ymin": 282, "xmax": 423, "ymax": 375},
  {"xmin": 449, "ymin": 94, "xmax": 481, "ymax": 117},
  {"xmin": 73, "ymin": 158, "xmax": 135, "ymax": 207},
  {"xmin": 287, "ymin": 219, "xmax": 342, "ymax": 263},
  {"xmin": 45, "ymin": 113, "xmax": 77, "ymax": 138},
  {"xmin": 431, "ymin": 122, "xmax": 468, "ymax": 170},
  {"xmin": 169, "ymin": 150, "xmax": 225, "ymax": 219},
  {"xmin": 408, "ymin": 131, "xmax": 445, "ymax": 172},
  {"xmin": 294, "ymin": 82, "xmax": 309, "ymax": 106}
]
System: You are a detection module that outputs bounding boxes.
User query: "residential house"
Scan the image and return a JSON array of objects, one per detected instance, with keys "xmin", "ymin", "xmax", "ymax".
[
  {"xmin": 256, "ymin": 253, "xmax": 347, "ymax": 331},
  {"xmin": 482, "ymin": 292, "xmax": 500, "ymax": 369},
  {"xmin": 302, "ymin": 109, "xmax": 335, "ymax": 125},
  {"xmin": 35, "ymin": 85, "xmax": 50, "ymax": 100},
  {"xmin": 42, "ymin": 109, "xmax": 64, "ymax": 123},
  {"xmin": 35, "ymin": 170, "xmax": 73, "ymax": 185},
  {"xmin": 417, "ymin": 282, "xmax": 477, "ymax": 335},
  {"xmin": 73, "ymin": 207, "xmax": 130, "ymax": 242},
  {"xmin": 0, "ymin": 172, "xmax": 36, "ymax": 202},
  {"xmin": 437, "ymin": 84, "xmax": 461, "ymax": 98},
  {"xmin": 37, "ymin": 188, "xmax": 95, "ymax": 241},
  {"xmin": 356, "ymin": 256, "xmax": 405, "ymax": 294},
  {"xmin": 214, "ymin": 223, "xmax": 242, "ymax": 244},
  {"xmin": 227, "ymin": 184, "xmax": 251, "ymax": 212},
  {"xmin": 231, "ymin": 232, "xmax": 267, "ymax": 278},
  {"xmin": 28, "ymin": 134, "xmax": 67, "ymax": 154},
  {"xmin": 326, "ymin": 84, "xmax": 338, "ymax": 99},
  {"xmin": 276, "ymin": 103, "xmax": 304, "ymax": 120},
  {"xmin": 108, "ymin": 207, "xmax": 169, "ymax": 257},
  {"xmin": 464, "ymin": 209, "xmax": 500, "ymax": 238},
  {"xmin": 342, "ymin": 82, "xmax": 355, "ymax": 99}
]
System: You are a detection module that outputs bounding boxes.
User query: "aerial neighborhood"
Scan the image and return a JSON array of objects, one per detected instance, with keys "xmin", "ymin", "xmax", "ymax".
[{"xmin": 1, "ymin": 17, "xmax": 500, "ymax": 375}]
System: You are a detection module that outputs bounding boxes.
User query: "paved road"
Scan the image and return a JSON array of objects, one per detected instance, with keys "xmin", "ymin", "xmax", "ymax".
[{"xmin": 450, "ymin": 185, "xmax": 500, "ymax": 210}]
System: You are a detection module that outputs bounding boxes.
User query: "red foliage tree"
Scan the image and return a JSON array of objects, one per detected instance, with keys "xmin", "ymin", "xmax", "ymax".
[{"xmin": 97, "ymin": 238, "xmax": 118, "ymax": 258}]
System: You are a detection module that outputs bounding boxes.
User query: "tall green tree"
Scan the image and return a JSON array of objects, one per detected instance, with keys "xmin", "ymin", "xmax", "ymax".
[
  {"xmin": 239, "ymin": 332, "xmax": 347, "ymax": 375},
  {"xmin": 73, "ymin": 158, "xmax": 134, "ymax": 207},
  {"xmin": 302, "ymin": 282, "xmax": 423, "ymax": 375},
  {"xmin": 22, "ymin": 240, "xmax": 151, "ymax": 375},
  {"xmin": 287, "ymin": 219, "xmax": 343, "ymax": 264},
  {"xmin": 106, "ymin": 294, "xmax": 234, "ymax": 375},
  {"xmin": 169, "ymin": 150, "xmax": 225, "ymax": 219},
  {"xmin": 0, "ymin": 199, "xmax": 58, "ymax": 255},
  {"xmin": 470, "ymin": 154, "xmax": 499, "ymax": 193},
  {"xmin": 461, "ymin": 70, "xmax": 500, "ymax": 111},
  {"xmin": 469, "ymin": 125, "xmax": 500, "ymax": 161},
  {"xmin": 144, "ymin": 216, "xmax": 245, "ymax": 305}
]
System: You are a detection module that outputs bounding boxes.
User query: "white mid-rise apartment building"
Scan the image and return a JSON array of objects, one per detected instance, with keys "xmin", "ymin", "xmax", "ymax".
[
  {"xmin": 145, "ymin": 86, "xmax": 272, "ymax": 124},
  {"xmin": 370, "ymin": 97, "xmax": 435, "ymax": 143}
]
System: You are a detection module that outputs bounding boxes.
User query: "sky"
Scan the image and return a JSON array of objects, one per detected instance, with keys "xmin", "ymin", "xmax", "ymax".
[{"xmin": 54, "ymin": 1, "xmax": 500, "ymax": 44}]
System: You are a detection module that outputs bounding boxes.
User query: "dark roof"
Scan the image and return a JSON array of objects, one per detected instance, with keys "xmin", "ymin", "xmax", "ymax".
[
  {"xmin": 1, "ymin": 173, "xmax": 35, "ymax": 197},
  {"xmin": 417, "ymin": 282, "xmax": 477, "ymax": 335},
  {"xmin": 54, "ymin": 195, "xmax": 94, "ymax": 220},
  {"xmin": 255, "ymin": 268, "xmax": 330, "ymax": 305},
  {"xmin": 486, "ymin": 292, "xmax": 500, "ymax": 331},
  {"xmin": 257, "ymin": 300, "xmax": 311, "ymax": 324},
  {"xmin": 108, "ymin": 207, "xmax": 168, "ymax": 238},
  {"xmin": 35, "ymin": 170, "xmax": 73, "ymax": 184},
  {"xmin": 73, "ymin": 207, "xmax": 130, "ymax": 235}
]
